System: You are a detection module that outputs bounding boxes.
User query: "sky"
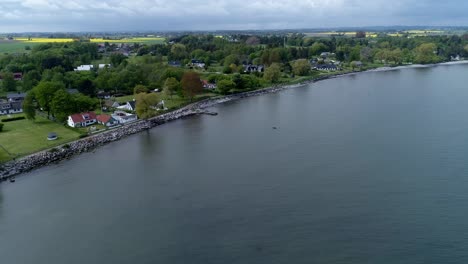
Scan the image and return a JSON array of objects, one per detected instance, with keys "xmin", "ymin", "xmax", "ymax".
[{"xmin": 1, "ymin": 0, "xmax": 468, "ymax": 32}]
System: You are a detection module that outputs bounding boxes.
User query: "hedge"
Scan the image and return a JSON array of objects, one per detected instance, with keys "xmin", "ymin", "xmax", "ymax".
[{"xmin": 2, "ymin": 116, "xmax": 26, "ymax": 122}]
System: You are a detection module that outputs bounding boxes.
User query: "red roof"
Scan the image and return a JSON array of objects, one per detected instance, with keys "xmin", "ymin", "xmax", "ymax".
[
  {"xmin": 70, "ymin": 112, "xmax": 97, "ymax": 123},
  {"xmin": 97, "ymin": 114, "xmax": 112, "ymax": 124}
]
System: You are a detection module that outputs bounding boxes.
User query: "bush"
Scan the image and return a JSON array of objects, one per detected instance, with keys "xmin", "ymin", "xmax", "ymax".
[
  {"xmin": 62, "ymin": 144, "xmax": 70, "ymax": 149},
  {"xmin": 79, "ymin": 134, "xmax": 88, "ymax": 138},
  {"xmin": 2, "ymin": 116, "xmax": 26, "ymax": 122},
  {"xmin": 0, "ymin": 123, "xmax": 3, "ymax": 132}
]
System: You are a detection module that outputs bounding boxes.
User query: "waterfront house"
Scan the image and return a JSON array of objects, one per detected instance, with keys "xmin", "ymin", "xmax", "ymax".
[
  {"xmin": 67, "ymin": 112, "xmax": 97, "ymax": 128},
  {"xmin": 116, "ymin": 101, "xmax": 136, "ymax": 111},
  {"xmin": 97, "ymin": 114, "xmax": 119, "ymax": 127},
  {"xmin": 314, "ymin": 64, "xmax": 339, "ymax": 71},
  {"xmin": 7, "ymin": 92, "xmax": 26, "ymax": 102},
  {"xmin": 0, "ymin": 101, "xmax": 23, "ymax": 115},
  {"xmin": 97, "ymin": 91, "xmax": 111, "ymax": 99},
  {"xmin": 111, "ymin": 111, "xmax": 138, "ymax": 124},
  {"xmin": 201, "ymin": 80, "xmax": 217, "ymax": 90},
  {"xmin": 190, "ymin": 59, "xmax": 205, "ymax": 68},
  {"xmin": 243, "ymin": 64, "xmax": 264, "ymax": 73},
  {"xmin": 168, "ymin": 61, "xmax": 182, "ymax": 67}
]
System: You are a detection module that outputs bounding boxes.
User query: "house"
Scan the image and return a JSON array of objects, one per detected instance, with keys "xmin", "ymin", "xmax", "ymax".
[
  {"xmin": 0, "ymin": 73, "xmax": 22, "ymax": 81},
  {"xmin": 116, "ymin": 101, "xmax": 136, "ymax": 111},
  {"xmin": 243, "ymin": 64, "xmax": 264, "ymax": 73},
  {"xmin": 168, "ymin": 61, "xmax": 182, "ymax": 67},
  {"xmin": 314, "ymin": 64, "xmax": 339, "ymax": 71},
  {"xmin": 7, "ymin": 92, "xmax": 26, "ymax": 102},
  {"xmin": 190, "ymin": 59, "xmax": 205, "ymax": 68},
  {"xmin": 67, "ymin": 112, "xmax": 97, "ymax": 128},
  {"xmin": 97, "ymin": 91, "xmax": 111, "ymax": 99},
  {"xmin": 201, "ymin": 80, "xmax": 217, "ymax": 90},
  {"xmin": 352, "ymin": 61, "xmax": 363, "ymax": 68},
  {"xmin": 67, "ymin": 89, "xmax": 79, "ymax": 95},
  {"xmin": 112, "ymin": 111, "xmax": 138, "ymax": 124},
  {"xmin": 74, "ymin": 65, "xmax": 94, "ymax": 71},
  {"xmin": 320, "ymin": 52, "xmax": 335, "ymax": 59},
  {"xmin": 97, "ymin": 114, "xmax": 119, "ymax": 127},
  {"xmin": 0, "ymin": 101, "xmax": 22, "ymax": 115},
  {"xmin": 13, "ymin": 73, "xmax": 23, "ymax": 80},
  {"xmin": 74, "ymin": 64, "xmax": 110, "ymax": 71}
]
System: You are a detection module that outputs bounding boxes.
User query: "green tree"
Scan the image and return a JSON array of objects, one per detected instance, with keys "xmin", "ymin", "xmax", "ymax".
[
  {"xmin": 217, "ymin": 80, "xmax": 235, "ymax": 94},
  {"xmin": 51, "ymin": 89, "xmax": 74, "ymax": 122},
  {"xmin": 170, "ymin": 43, "xmax": 187, "ymax": 60},
  {"xmin": 134, "ymin": 84, "xmax": 149, "ymax": 94},
  {"xmin": 22, "ymin": 93, "xmax": 36, "ymax": 121},
  {"xmin": 33, "ymin": 81, "xmax": 64, "ymax": 118},
  {"xmin": 181, "ymin": 71, "xmax": 203, "ymax": 102},
  {"xmin": 263, "ymin": 63, "xmax": 281, "ymax": 83},
  {"xmin": 1, "ymin": 73, "xmax": 16, "ymax": 92},
  {"xmin": 291, "ymin": 59, "xmax": 311, "ymax": 76},
  {"xmin": 223, "ymin": 54, "xmax": 239, "ymax": 67},
  {"xmin": 414, "ymin": 43, "xmax": 439, "ymax": 64},
  {"xmin": 164, "ymin": 77, "xmax": 180, "ymax": 98},
  {"xmin": 309, "ymin": 42, "xmax": 328, "ymax": 56},
  {"xmin": 136, "ymin": 93, "xmax": 159, "ymax": 119}
]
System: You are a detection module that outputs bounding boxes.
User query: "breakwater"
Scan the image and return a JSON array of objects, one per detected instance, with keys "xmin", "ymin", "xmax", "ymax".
[{"xmin": 0, "ymin": 84, "xmax": 294, "ymax": 181}]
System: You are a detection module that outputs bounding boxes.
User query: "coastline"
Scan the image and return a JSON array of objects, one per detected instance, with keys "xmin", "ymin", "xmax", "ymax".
[{"xmin": 1, "ymin": 60, "xmax": 467, "ymax": 181}]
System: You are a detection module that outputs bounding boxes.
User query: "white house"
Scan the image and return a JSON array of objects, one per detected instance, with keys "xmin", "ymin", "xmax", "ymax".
[
  {"xmin": 74, "ymin": 64, "xmax": 110, "ymax": 71},
  {"xmin": 116, "ymin": 101, "xmax": 136, "ymax": 111},
  {"xmin": 67, "ymin": 112, "xmax": 97, "ymax": 127},
  {"xmin": 112, "ymin": 111, "xmax": 138, "ymax": 124},
  {"xmin": 0, "ymin": 101, "xmax": 22, "ymax": 115}
]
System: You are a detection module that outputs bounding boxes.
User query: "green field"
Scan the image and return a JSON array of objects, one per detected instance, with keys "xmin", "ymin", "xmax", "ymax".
[
  {"xmin": 0, "ymin": 40, "xmax": 40, "ymax": 54},
  {"xmin": 0, "ymin": 115, "xmax": 81, "ymax": 162},
  {"xmin": 0, "ymin": 37, "xmax": 165, "ymax": 54}
]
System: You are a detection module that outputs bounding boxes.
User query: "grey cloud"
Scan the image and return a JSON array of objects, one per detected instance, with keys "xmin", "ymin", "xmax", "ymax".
[{"xmin": 0, "ymin": 0, "xmax": 467, "ymax": 32}]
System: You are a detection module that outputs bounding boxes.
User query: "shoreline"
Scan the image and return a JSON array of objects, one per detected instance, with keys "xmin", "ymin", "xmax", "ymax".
[{"xmin": 1, "ymin": 60, "xmax": 467, "ymax": 181}]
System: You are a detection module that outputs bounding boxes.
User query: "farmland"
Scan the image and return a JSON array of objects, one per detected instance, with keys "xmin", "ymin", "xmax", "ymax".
[{"xmin": 0, "ymin": 37, "xmax": 166, "ymax": 53}]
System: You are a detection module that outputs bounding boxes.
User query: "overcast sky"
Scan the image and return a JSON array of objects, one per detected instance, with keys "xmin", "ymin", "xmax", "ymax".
[{"xmin": 1, "ymin": 0, "xmax": 468, "ymax": 32}]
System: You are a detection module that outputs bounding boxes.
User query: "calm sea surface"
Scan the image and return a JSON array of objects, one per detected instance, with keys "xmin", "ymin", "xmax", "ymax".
[{"xmin": 2, "ymin": 64, "xmax": 468, "ymax": 263}]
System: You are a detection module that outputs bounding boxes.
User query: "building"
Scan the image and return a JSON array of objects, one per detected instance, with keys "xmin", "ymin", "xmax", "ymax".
[
  {"xmin": 97, "ymin": 91, "xmax": 111, "ymax": 99},
  {"xmin": 67, "ymin": 112, "xmax": 97, "ymax": 128},
  {"xmin": 168, "ymin": 61, "xmax": 182, "ymax": 67},
  {"xmin": 97, "ymin": 114, "xmax": 119, "ymax": 127},
  {"xmin": 74, "ymin": 64, "xmax": 110, "ymax": 71},
  {"xmin": 111, "ymin": 111, "xmax": 138, "ymax": 124},
  {"xmin": 7, "ymin": 92, "xmax": 26, "ymax": 102},
  {"xmin": 190, "ymin": 59, "xmax": 205, "ymax": 68},
  {"xmin": 0, "ymin": 73, "xmax": 22, "ymax": 81},
  {"xmin": 201, "ymin": 80, "xmax": 217, "ymax": 90},
  {"xmin": 0, "ymin": 101, "xmax": 22, "ymax": 115},
  {"xmin": 116, "ymin": 101, "xmax": 136, "ymax": 111},
  {"xmin": 243, "ymin": 64, "xmax": 264, "ymax": 73},
  {"xmin": 314, "ymin": 64, "xmax": 339, "ymax": 71}
]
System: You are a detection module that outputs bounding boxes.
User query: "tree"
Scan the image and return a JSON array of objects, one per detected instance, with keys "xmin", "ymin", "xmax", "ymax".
[
  {"xmin": 164, "ymin": 77, "xmax": 180, "ymax": 98},
  {"xmin": 309, "ymin": 42, "xmax": 328, "ymax": 56},
  {"xmin": 263, "ymin": 63, "xmax": 281, "ymax": 83},
  {"xmin": 136, "ymin": 93, "xmax": 159, "ymax": 119},
  {"xmin": 414, "ymin": 43, "xmax": 439, "ymax": 64},
  {"xmin": 217, "ymin": 80, "xmax": 235, "ymax": 94},
  {"xmin": 223, "ymin": 54, "xmax": 239, "ymax": 67},
  {"xmin": 134, "ymin": 84, "xmax": 149, "ymax": 94},
  {"xmin": 110, "ymin": 53, "xmax": 127, "ymax": 66},
  {"xmin": 356, "ymin": 31, "xmax": 366, "ymax": 38},
  {"xmin": 291, "ymin": 59, "xmax": 311, "ymax": 76},
  {"xmin": 33, "ymin": 81, "xmax": 64, "ymax": 118},
  {"xmin": 170, "ymin": 43, "xmax": 187, "ymax": 60},
  {"xmin": 245, "ymin": 36, "xmax": 261, "ymax": 45},
  {"xmin": 22, "ymin": 93, "xmax": 36, "ymax": 121},
  {"xmin": 1, "ymin": 73, "xmax": 16, "ymax": 92},
  {"xmin": 51, "ymin": 89, "xmax": 74, "ymax": 122},
  {"xmin": 181, "ymin": 71, "xmax": 203, "ymax": 102},
  {"xmin": 0, "ymin": 123, "xmax": 3, "ymax": 132}
]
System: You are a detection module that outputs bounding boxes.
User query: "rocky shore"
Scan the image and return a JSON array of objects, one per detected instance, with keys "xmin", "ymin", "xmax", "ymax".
[{"xmin": 0, "ymin": 83, "xmax": 299, "ymax": 181}]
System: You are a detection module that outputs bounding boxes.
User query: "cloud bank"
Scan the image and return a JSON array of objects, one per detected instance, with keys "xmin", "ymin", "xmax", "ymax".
[{"xmin": 0, "ymin": 0, "xmax": 467, "ymax": 32}]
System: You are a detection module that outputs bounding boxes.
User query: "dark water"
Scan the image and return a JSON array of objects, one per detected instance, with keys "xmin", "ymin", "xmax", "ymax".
[{"xmin": 2, "ymin": 64, "xmax": 468, "ymax": 263}]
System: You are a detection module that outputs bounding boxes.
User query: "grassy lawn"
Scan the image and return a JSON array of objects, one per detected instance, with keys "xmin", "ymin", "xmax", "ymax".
[{"xmin": 0, "ymin": 115, "xmax": 81, "ymax": 162}]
